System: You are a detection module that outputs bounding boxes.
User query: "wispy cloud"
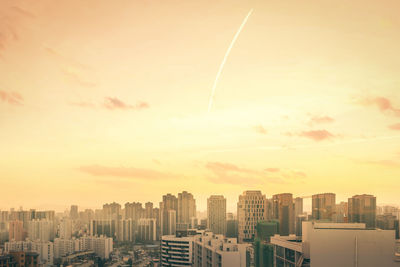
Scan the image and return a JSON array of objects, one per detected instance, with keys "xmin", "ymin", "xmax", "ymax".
[
  {"xmin": 78, "ymin": 165, "xmax": 175, "ymax": 180},
  {"xmin": 205, "ymin": 162, "xmax": 305, "ymax": 185},
  {"xmin": 69, "ymin": 97, "xmax": 149, "ymax": 111},
  {"xmin": 388, "ymin": 123, "xmax": 400, "ymax": 131},
  {"xmin": 253, "ymin": 125, "xmax": 267, "ymax": 134},
  {"xmin": 356, "ymin": 96, "xmax": 400, "ymax": 117},
  {"xmin": 0, "ymin": 90, "xmax": 23, "ymax": 105},
  {"xmin": 308, "ymin": 115, "xmax": 335, "ymax": 125},
  {"xmin": 299, "ymin": 130, "xmax": 335, "ymax": 141},
  {"xmin": 286, "ymin": 129, "xmax": 335, "ymax": 141},
  {"xmin": 103, "ymin": 97, "xmax": 149, "ymax": 110}
]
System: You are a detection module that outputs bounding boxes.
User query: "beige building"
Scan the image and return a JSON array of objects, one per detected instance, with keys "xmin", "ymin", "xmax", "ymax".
[
  {"xmin": 312, "ymin": 193, "xmax": 336, "ymax": 221},
  {"xmin": 272, "ymin": 193, "xmax": 294, "ymax": 235},
  {"xmin": 237, "ymin": 191, "xmax": 268, "ymax": 243},
  {"xmin": 207, "ymin": 195, "xmax": 227, "ymax": 235}
]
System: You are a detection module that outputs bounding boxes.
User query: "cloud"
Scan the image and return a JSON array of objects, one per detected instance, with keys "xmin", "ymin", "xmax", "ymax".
[
  {"xmin": 265, "ymin": 168, "xmax": 280, "ymax": 172},
  {"xmin": 298, "ymin": 130, "xmax": 335, "ymax": 141},
  {"xmin": 78, "ymin": 165, "xmax": 175, "ymax": 180},
  {"xmin": 308, "ymin": 115, "xmax": 335, "ymax": 125},
  {"xmin": 69, "ymin": 97, "xmax": 149, "ymax": 111},
  {"xmin": 205, "ymin": 162, "xmax": 305, "ymax": 185},
  {"xmin": 103, "ymin": 97, "xmax": 149, "ymax": 110},
  {"xmin": 69, "ymin": 101, "xmax": 95, "ymax": 108},
  {"xmin": 388, "ymin": 123, "xmax": 400, "ymax": 131},
  {"xmin": 356, "ymin": 96, "xmax": 400, "ymax": 117},
  {"xmin": 0, "ymin": 90, "xmax": 23, "ymax": 105},
  {"xmin": 253, "ymin": 125, "xmax": 267, "ymax": 135}
]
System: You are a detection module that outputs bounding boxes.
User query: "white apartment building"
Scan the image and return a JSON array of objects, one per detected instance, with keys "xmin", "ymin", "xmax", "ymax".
[
  {"xmin": 270, "ymin": 222, "xmax": 398, "ymax": 267},
  {"xmin": 79, "ymin": 236, "xmax": 113, "ymax": 259},
  {"xmin": 27, "ymin": 220, "xmax": 55, "ymax": 242},
  {"xmin": 4, "ymin": 240, "xmax": 54, "ymax": 265},
  {"xmin": 53, "ymin": 238, "xmax": 80, "ymax": 258},
  {"xmin": 161, "ymin": 232, "xmax": 196, "ymax": 266},
  {"xmin": 193, "ymin": 231, "xmax": 249, "ymax": 267}
]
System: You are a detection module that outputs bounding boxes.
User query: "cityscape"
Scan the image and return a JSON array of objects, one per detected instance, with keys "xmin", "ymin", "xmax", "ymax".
[
  {"xmin": 2, "ymin": 0, "xmax": 400, "ymax": 266},
  {"xmin": 0, "ymin": 192, "xmax": 400, "ymax": 266}
]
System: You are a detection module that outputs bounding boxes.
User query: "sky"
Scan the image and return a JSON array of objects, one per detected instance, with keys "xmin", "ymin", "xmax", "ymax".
[{"xmin": 1, "ymin": 0, "xmax": 400, "ymax": 212}]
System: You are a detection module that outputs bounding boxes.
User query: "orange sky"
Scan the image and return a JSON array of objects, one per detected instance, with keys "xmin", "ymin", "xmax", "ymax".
[{"xmin": 1, "ymin": 0, "xmax": 400, "ymax": 212}]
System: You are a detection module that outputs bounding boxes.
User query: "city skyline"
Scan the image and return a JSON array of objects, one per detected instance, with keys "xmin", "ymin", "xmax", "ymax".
[{"xmin": 2, "ymin": 0, "xmax": 400, "ymax": 211}]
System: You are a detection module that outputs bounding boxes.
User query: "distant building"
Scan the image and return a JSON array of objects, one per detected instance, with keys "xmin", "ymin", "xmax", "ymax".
[
  {"xmin": 207, "ymin": 195, "xmax": 227, "ymax": 235},
  {"xmin": 348, "ymin": 194, "xmax": 376, "ymax": 228},
  {"xmin": 294, "ymin": 197, "xmax": 303, "ymax": 218},
  {"xmin": 26, "ymin": 220, "xmax": 54, "ymax": 242},
  {"xmin": 160, "ymin": 194, "xmax": 178, "ymax": 236},
  {"xmin": 226, "ymin": 219, "xmax": 238, "ymax": 238},
  {"xmin": 137, "ymin": 218, "xmax": 157, "ymax": 242},
  {"xmin": 69, "ymin": 205, "xmax": 79, "ymax": 220},
  {"xmin": 177, "ymin": 191, "xmax": 196, "ymax": 226},
  {"xmin": 237, "ymin": 191, "xmax": 268, "ymax": 243},
  {"xmin": 270, "ymin": 222, "xmax": 397, "ymax": 267},
  {"xmin": 312, "ymin": 193, "xmax": 336, "ymax": 221},
  {"xmin": 9, "ymin": 220, "xmax": 24, "ymax": 242},
  {"xmin": 79, "ymin": 236, "xmax": 113, "ymax": 259},
  {"xmin": 272, "ymin": 193, "xmax": 294, "ymax": 235},
  {"xmin": 5, "ymin": 240, "xmax": 53, "ymax": 265},
  {"xmin": 377, "ymin": 214, "xmax": 399, "ymax": 239}
]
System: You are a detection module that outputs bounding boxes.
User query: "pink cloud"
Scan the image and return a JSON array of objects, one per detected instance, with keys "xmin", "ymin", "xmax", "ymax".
[
  {"xmin": 357, "ymin": 96, "xmax": 400, "ymax": 117},
  {"xmin": 388, "ymin": 123, "xmax": 400, "ymax": 131},
  {"xmin": 0, "ymin": 90, "xmax": 23, "ymax": 105},
  {"xmin": 309, "ymin": 115, "xmax": 335, "ymax": 125},
  {"xmin": 253, "ymin": 125, "xmax": 267, "ymax": 135},
  {"xmin": 299, "ymin": 130, "xmax": 334, "ymax": 141},
  {"xmin": 103, "ymin": 97, "xmax": 149, "ymax": 110}
]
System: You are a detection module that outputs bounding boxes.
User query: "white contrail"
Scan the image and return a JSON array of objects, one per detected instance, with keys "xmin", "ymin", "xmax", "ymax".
[{"xmin": 208, "ymin": 9, "xmax": 253, "ymax": 112}]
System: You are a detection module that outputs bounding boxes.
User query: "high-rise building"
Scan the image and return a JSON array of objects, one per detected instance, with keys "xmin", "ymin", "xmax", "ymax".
[
  {"xmin": 161, "ymin": 232, "xmax": 196, "ymax": 266},
  {"xmin": 102, "ymin": 202, "xmax": 121, "ymax": 220},
  {"xmin": 27, "ymin": 220, "xmax": 55, "ymax": 242},
  {"xmin": 207, "ymin": 195, "xmax": 227, "ymax": 235},
  {"xmin": 294, "ymin": 197, "xmax": 303, "ymax": 217},
  {"xmin": 312, "ymin": 193, "xmax": 336, "ymax": 221},
  {"xmin": 59, "ymin": 219, "xmax": 72, "ymax": 239},
  {"xmin": 9, "ymin": 220, "xmax": 25, "ymax": 241},
  {"xmin": 70, "ymin": 205, "xmax": 79, "ymax": 220},
  {"xmin": 334, "ymin": 201, "xmax": 348, "ymax": 223},
  {"xmin": 177, "ymin": 191, "xmax": 196, "ymax": 225},
  {"xmin": 160, "ymin": 194, "xmax": 178, "ymax": 236},
  {"xmin": 117, "ymin": 219, "xmax": 136, "ymax": 242},
  {"xmin": 237, "ymin": 191, "xmax": 268, "ymax": 243},
  {"xmin": 137, "ymin": 218, "xmax": 157, "ymax": 242},
  {"xmin": 272, "ymin": 193, "xmax": 294, "ymax": 235},
  {"xmin": 144, "ymin": 202, "xmax": 153, "ymax": 218},
  {"xmin": 125, "ymin": 202, "xmax": 143, "ymax": 221},
  {"xmin": 348, "ymin": 194, "xmax": 376, "ymax": 228}
]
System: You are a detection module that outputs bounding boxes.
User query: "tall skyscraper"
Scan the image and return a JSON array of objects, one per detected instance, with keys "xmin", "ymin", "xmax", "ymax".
[
  {"xmin": 160, "ymin": 194, "xmax": 178, "ymax": 236},
  {"xmin": 102, "ymin": 202, "xmax": 121, "ymax": 220},
  {"xmin": 207, "ymin": 195, "xmax": 227, "ymax": 235},
  {"xmin": 334, "ymin": 201, "xmax": 348, "ymax": 223},
  {"xmin": 125, "ymin": 202, "xmax": 143, "ymax": 221},
  {"xmin": 272, "ymin": 193, "xmax": 294, "ymax": 235},
  {"xmin": 312, "ymin": 193, "xmax": 336, "ymax": 221},
  {"xmin": 294, "ymin": 197, "xmax": 303, "ymax": 217},
  {"xmin": 9, "ymin": 220, "xmax": 24, "ymax": 241},
  {"xmin": 59, "ymin": 219, "xmax": 72, "ymax": 239},
  {"xmin": 177, "ymin": 191, "xmax": 196, "ymax": 227},
  {"xmin": 348, "ymin": 194, "xmax": 376, "ymax": 228},
  {"xmin": 237, "ymin": 190, "xmax": 268, "ymax": 243},
  {"xmin": 144, "ymin": 202, "xmax": 153, "ymax": 218},
  {"xmin": 69, "ymin": 205, "xmax": 78, "ymax": 220}
]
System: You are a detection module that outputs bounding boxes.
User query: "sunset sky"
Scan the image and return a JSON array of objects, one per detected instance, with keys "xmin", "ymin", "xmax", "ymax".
[{"xmin": 1, "ymin": 0, "xmax": 400, "ymax": 212}]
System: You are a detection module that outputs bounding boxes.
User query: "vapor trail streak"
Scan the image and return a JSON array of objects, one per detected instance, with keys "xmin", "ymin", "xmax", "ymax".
[{"xmin": 207, "ymin": 9, "xmax": 253, "ymax": 112}]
